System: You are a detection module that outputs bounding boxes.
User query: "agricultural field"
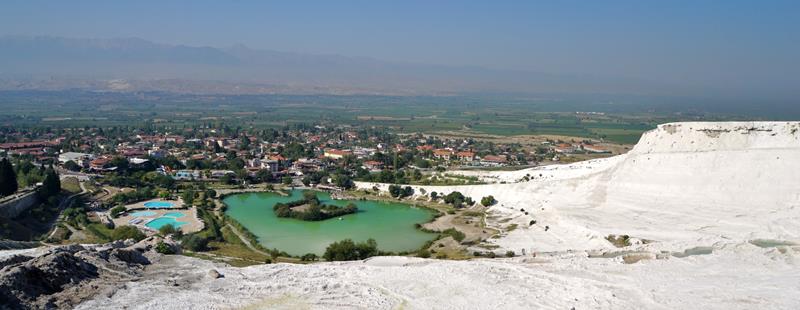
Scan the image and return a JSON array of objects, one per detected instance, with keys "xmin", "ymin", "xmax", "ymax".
[{"xmin": 0, "ymin": 90, "xmax": 758, "ymax": 144}]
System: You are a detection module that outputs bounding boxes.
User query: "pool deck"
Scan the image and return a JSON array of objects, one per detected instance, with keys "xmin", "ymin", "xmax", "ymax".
[{"xmin": 113, "ymin": 198, "xmax": 204, "ymax": 234}]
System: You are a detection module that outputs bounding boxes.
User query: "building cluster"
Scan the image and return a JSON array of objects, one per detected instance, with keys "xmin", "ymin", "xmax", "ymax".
[{"xmin": 1, "ymin": 125, "xmax": 613, "ymax": 184}]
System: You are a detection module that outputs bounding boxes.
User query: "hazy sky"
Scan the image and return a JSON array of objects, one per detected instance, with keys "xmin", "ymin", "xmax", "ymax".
[{"xmin": 1, "ymin": 0, "xmax": 798, "ymax": 97}]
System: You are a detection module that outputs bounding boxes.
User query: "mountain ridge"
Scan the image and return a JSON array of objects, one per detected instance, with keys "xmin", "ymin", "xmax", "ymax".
[{"xmin": 0, "ymin": 35, "xmax": 690, "ymax": 96}]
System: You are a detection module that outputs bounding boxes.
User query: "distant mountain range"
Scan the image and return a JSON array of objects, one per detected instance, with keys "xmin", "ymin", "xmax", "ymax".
[{"xmin": 0, "ymin": 35, "xmax": 687, "ymax": 96}]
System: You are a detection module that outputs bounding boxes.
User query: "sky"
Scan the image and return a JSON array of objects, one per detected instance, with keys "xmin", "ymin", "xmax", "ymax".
[{"xmin": 1, "ymin": 0, "xmax": 798, "ymax": 98}]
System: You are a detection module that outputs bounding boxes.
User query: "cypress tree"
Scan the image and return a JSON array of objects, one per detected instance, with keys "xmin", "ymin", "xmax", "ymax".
[
  {"xmin": 39, "ymin": 167, "xmax": 61, "ymax": 198},
  {"xmin": 0, "ymin": 158, "xmax": 18, "ymax": 196}
]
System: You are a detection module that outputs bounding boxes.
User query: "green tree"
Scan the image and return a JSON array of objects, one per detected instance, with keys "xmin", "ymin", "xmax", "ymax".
[
  {"xmin": 38, "ymin": 167, "xmax": 61, "ymax": 198},
  {"xmin": 110, "ymin": 156, "xmax": 130, "ymax": 173},
  {"xmin": 481, "ymin": 195, "xmax": 496, "ymax": 206},
  {"xmin": 388, "ymin": 184, "xmax": 402, "ymax": 197},
  {"xmin": 0, "ymin": 158, "xmax": 18, "ymax": 196},
  {"xmin": 255, "ymin": 169, "xmax": 273, "ymax": 183},
  {"xmin": 110, "ymin": 205, "xmax": 127, "ymax": 218},
  {"xmin": 332, "ymin": 174, "xmax": 354, "ymax": 189},
  {"xmin": 155, "ymin": 241, "xmax": 175, "ymax": 254},
  {"xmin": 63, "ymin": 160, "xmax": 81, "ymax": 172},
  {"xmin": 323, "ymin": 238, "xmax": 379, "ymax": 261},
  {"xmin": 181, "ymin": 189, "xmax": 195, "ymax": 206}
]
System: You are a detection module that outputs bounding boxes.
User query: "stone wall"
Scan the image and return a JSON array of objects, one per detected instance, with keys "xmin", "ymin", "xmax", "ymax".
[{"xmin": 0, "ymin": 190, "xmax": 41, "ymax": 218}]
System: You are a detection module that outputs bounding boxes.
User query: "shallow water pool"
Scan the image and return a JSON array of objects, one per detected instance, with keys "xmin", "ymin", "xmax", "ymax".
[
  {"xmin": 145, "ymin": 217, "xmax": 188, "ymax": 230},
  {"xmin": 143, "ymin": 201, "xmax": 175, "ymax": 208},
  {"xmin": 130, "ymin": 211, "xmax": 157, "ymax": 217}
]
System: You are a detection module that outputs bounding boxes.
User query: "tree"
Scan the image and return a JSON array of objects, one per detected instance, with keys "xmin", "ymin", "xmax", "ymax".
[
  {"xmin": 388, "ymin": 184, "xmax": 402, "ymax": 198},
  {"xmin": 323, "ymin": 238, "xmax": 379, "ymax": 261},
  {"xmin": 110, "ymin": 156, "xmax": 130, "ymax": 173},
  {"xmin": 255, "ymin": 169, "xmax": 273, "ymax": 183},
  {"xmin": 443, "ymin": 191, "xmax": 465, "ymax": 207},
  {"xmin": 481, "ymin": 195, "xmax": 496, "ymax": 206},
  {"xmin": 63, "ymin": 160, "xmax": 81, "ymax": 172},
  {"xmin": 155, "ymin": 241, "xmax": 175, "ymax": 254},
  {"xmin": 401, "ymin": 186, "xmax": 414, "ymax": 198},
  {"xmin": 110, "ymin": 205, "xmax": 127, "ymax": 218},
  {"xmin": 332, "ymin": 174, "xmax": 354, "ymax": 189},
  {"xmin": 38, "ymin": 167, "xmax": 61, "ymax": 198},
  {"xmin": 282, "ymin": 176, "xmax": 293, "ymax": 185},
  {"xmin": 0, "ymin": 158, "xmax": 18, "ymax": 196},
  {"xmin": 181, "ymin": 189, "xmax": 195, "ymax": 206},
  {"xmin": 300, "ymin": 253, "xmax": 318, "ymax": 262}
]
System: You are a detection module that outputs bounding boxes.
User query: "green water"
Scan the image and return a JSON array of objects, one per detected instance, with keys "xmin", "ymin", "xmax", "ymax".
[{"xmin": 223, "ymin": 190, "xmax": 437, "ymax": 256}]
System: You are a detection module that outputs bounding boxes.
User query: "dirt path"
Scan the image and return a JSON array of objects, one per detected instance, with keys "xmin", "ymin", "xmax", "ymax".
[
  {"xmin": 45, "ymin": 181, "xmax": 89, "ymax": 241},
  {"xmin": 224, "ymin": 224, "xmax": 270, "ymax": 257}
]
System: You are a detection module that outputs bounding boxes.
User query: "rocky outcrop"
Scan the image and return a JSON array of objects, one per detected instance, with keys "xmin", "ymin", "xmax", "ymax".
[{"xmin": 0, "ymin": 238, "xmax": 170, "ymax": 309}]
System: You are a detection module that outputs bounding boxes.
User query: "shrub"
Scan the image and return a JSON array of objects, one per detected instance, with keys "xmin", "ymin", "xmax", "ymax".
[
  {"xmin": 110, "ymin": 205, "xmax": 127, "ymax": 218},
  {"xmin": 300, "ymin": 253, "xmax": 318, "ymax": 262},
  {"xmin": 505, "ymin": 250, "xmax": 515, "ymax": 257},
  {"xmin": 443, "ymin": 192, "xmax": 465, "ymax": 207},
  {"xmin": 323, "ymin": 238, "xmax": 379, "ymax": 261},
  {"xmin": 111, "ymin": 226, "xmax": 145, "ymax": 242},
  {"xmin": 401, "ymin": 186, "xmax": 414, "ymax": 198},
  {"xmin": 441, "ymin": 228, "xmax": 466, "ymax": 242},
  {"xmin": 480, "ymin": 195, "xmax": 496, "ymax": 206},
  {"xmin": 388, "ymin": 184, "xmax": 402, "ymax": 198},
  {"xmin": 158, "ymin": 224, "xmax": 178, "ymax": 236},
  {"xmin": 181, "ymin": 234, "xmax": 209, "ymax": 251},
  {"xmin": 417, "ymin": 249, "xmax": 431, "ymax": 258},
  {"xmin": 156, "ymin": 241, "xmax": 175, "ymax": 254}
]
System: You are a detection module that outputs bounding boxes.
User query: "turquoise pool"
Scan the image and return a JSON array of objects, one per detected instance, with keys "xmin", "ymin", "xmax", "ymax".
[
  {"xmin": 143, "ymin": 201, "xmax": 175, "ymax": 208},
  {"xmin": 163, "ymin": 212, "xmax": 185, "ymax": 218},
  {"xmin": 145, "ymin": 217, "xmax": 188, "ymax": 230},
  {"xmin": 130, "ymin": 211, "xmax": 156, "ymax": 217}
]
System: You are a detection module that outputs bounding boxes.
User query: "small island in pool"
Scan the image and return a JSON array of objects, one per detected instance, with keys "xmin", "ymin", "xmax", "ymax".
[{"xmin": 273, "ymin": 191, "xmax": 358, "ymax": 221}]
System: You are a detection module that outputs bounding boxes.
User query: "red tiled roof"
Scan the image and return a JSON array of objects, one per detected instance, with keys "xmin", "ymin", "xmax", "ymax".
[{"xmin": 481, "ymin": 155, "xmax": 507, "ymax": 163}]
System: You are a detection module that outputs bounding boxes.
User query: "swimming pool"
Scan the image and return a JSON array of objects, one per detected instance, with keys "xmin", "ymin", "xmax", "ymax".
[
  {"xmin": 143, "ymin": 201, "xmax": 175, "ymax": 208},
  {"xmin": 145, "ymin": 217, "xmax": 188, "ymax": 230},
  {"xmin": 130, "ymin": 211, "xmax": 157, "ymax": 217},
  {"xmin": 163, "ymin": 212, "xmax": 186, "ymax": 218}
]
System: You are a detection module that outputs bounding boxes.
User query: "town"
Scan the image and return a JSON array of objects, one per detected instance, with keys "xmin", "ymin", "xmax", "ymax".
[{"xmin": 1, "ymin": 123, "xmax": 617, "ymax": 189}]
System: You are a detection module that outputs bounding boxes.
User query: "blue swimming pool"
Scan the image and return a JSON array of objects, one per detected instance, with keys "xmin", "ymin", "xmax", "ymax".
[
  {"xmin": 163, "ymin": 212, "xmax": 185, "ymax": 218},
  {"xmin": 130, "ymin": 211, "xmax": 157, "ymax": 217},
  {"xmin": 145, "ymin": 217, "xmax": 188, "ymax": 230},
  {"xmin": 143, "ymin": 201, "xmax": 175, "ymax": 208}
]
